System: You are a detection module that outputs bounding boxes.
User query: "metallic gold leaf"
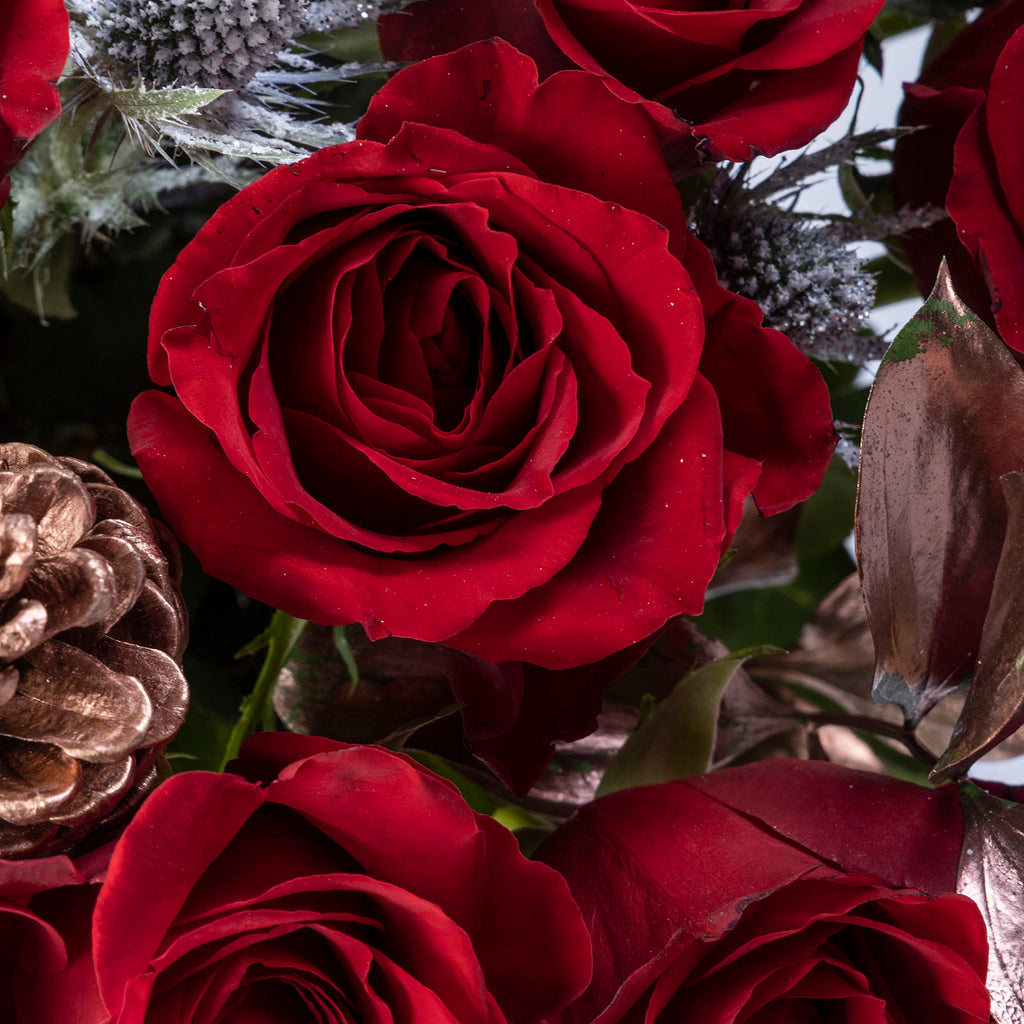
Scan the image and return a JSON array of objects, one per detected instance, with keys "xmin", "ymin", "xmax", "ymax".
[
  {"xmin": 958, "ymin": 788, "xmax": 1024, "ymax": 1024},
  {"xmin": 856, "ymin": 261, "xmax": 1024, "ymax": 724}
]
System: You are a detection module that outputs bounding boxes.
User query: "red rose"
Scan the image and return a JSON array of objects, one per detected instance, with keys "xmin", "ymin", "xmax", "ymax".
[
  {"xmin": 0, "ymin": 854, "xmax": 105, "ymax": 1023},
  {"xmin": 0, "ymin": 0, "xmax": 69, "ymax": 206},
  {"xmin": 68, "ymin": 734, "xmax": 592, "ymax": 1023},
  {"xmin": 379, "ymin": 0, "xmax": 883, "ymax": 162},
  {"xmin": 128, "ymin": 42, "xmax": 834, "ymax": 671},
  {"xmin": 894, "ymin": 0, "xmax": 1024, "ymax": 348},
  {"xmin": 538, "ymin": 760, "xmax": 991, "ymax": 1024}
]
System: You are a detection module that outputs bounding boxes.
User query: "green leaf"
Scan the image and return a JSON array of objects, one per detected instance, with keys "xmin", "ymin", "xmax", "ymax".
[
  {"xmin": 862, "ymin": 31, "xmax": 884, "ymax": 75},
  {"xmin": 106, "ymin": 82, "xmax": 227, "ymax": 124},
  {"xmin": 866, "ymin": 255, "xmax": 921, "ymax": 308},
  {"xmin": 596, "ymin": 647, "xmax": 781, "ymax": 797},
  {"xmin": 332, "ymin": 624, "xmax": 361, "ymax": 695}
]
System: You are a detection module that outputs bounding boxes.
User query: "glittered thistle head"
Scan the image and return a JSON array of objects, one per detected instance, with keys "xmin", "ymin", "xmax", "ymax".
[{"xmin": 87, "ymin": 0, "xmax": 413, "ymax": 89}]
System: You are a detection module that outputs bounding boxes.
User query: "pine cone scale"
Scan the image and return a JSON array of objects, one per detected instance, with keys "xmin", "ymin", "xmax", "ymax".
[
  {"xmin": 1, "ymin": 464, "xmax": 93, "ymax": 558},
  {"xmin": 0, "ymin": 599, "xmax": 47, "ymax": 661},
  {"xmin": 0, "ymin": 740, "xmax": 82, "ymax": 825},
  {"xmin": 47, "ymin": 756, "xmax": 135, "ymax": 825},
  {"xmin": 1, "ymin": 641, "xmax": 154, "ymax": 761},
  {"xmin": 0, "ymin": 514, "xmax": 37, "ymax": 599}
]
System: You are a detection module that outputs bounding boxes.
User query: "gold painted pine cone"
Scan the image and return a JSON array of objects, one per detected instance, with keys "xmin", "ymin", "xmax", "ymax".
[{"xmin": 0, "ymin": 444, "xmax": 188, "ymax": 857}]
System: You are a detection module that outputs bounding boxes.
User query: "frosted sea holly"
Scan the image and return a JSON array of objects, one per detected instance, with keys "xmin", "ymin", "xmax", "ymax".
[
  {"xmin": 64, "ymin": 0, "xmax": 415, "ymax": 166},
  {"xmin": 698, "ymin": 207, "xmax": 881, "ymax": 365}
]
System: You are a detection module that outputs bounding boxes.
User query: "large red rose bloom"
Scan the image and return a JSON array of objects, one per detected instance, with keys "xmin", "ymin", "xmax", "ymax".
[
  {"xmin": 0, "ymin": 0, "xmax": 69, "ymax": 205},
  {"xmin": 129, "ymin": 42, "xmax": 834, "ymax": 670},
  {"xmin": 79, "ymin": 735, "xmax": 592, "ymax": 1023},
  {"xmin": 538, "ymin": 760, "xmax": 991, "ymax": 1024}
]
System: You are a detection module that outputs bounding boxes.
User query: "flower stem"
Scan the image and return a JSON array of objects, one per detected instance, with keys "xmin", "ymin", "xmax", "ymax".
[
  {"xmin": 218, "ymin": 610, "xmax": 308, "ymax": 771},
  {"xmin": 799, "ymin": 711, "xmax": 939, "ymax": 769}
]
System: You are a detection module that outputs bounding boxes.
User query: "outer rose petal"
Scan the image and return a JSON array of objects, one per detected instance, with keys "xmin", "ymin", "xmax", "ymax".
[
  {"xmin": 129, "ymin": 389, "xmax": 607, "ymax": 645},
  {"xmin": 0, "ymin": 0, "xmax": 69, "ymax": 199}
]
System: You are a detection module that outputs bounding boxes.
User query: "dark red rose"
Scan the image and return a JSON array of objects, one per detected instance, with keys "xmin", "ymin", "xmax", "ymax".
[
  {"xmin": 129, "ymin": 42, "xmax": 835, "ymax": 673},
  {"xmin": 0, "ymin": 854, "xmax": 105, "ymax": 1023},
  {"xmin": 63, "ymin": 734, "xmax": 592, "ymax": 1024},
  {"xmin": 379, "ymin": 0, "xmax": 883, "ymax": 162},
  {"xmin": 0, "ymin": 0, "xmax": 69, "ymax": 206},
  {"xmin": 894, "ymin": 0, "xmax": 1024, "ymax": 347},
  {"xmin": 538, "ymin": 760, "xmax": 992, "ymax": 1024}
]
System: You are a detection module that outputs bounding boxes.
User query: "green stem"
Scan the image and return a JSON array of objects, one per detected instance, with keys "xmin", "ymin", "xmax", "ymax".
[{"xmin": 218, "ymin": 610, "xmax": 308, "ymax": 771}]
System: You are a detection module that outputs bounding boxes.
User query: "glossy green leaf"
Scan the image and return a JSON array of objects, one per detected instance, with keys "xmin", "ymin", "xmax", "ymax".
[{"xmin": 596, "ymin": 647, "xmax": 780, "ymax": 797}]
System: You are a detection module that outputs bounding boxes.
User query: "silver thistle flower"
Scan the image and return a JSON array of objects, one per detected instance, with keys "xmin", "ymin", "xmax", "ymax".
[
  {"xmin": 99, "ymin": 0, "xmax": 308, "ymax": 90},
  {"xmin": 699, "ymin": 208, "xmax": 883, "ymax": 364}
]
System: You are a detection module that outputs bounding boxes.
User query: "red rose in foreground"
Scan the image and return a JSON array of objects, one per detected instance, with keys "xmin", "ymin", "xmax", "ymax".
[
  {"xmin": 379, "ymin": 0, "xmax": 882, "ymax": 161},
  {"xmin": 0, "ymin": 855, "xmax": 103, "ymax": 1023},
  {"xmin": 74, "ymin": 735, "xmax": 591, "ymax": 1023},
  {"xmin": 894, "ymin": 0, "xmax": 1024, "ymax": 348},
  {"xmin": 128, "ymin": 42, "xmax": 834, "ymax": 671},
  {"xmin": 0, "ymin": 0, "xmax": 69, "ymax": 206},
  {"xmin": 538, "ymin": 760, "xmax": 991, "ymax": 1024}
]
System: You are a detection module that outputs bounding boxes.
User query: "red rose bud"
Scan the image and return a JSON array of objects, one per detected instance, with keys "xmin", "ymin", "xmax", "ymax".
[
  {"xmin": 380, "ymin": 0, "xmax": 884, "ymax": 162},
  {"xmin": 538, "ymin": 759, "xmax": 991, "ymax": 1024},
  {"xmin": 129, "ymin": 41, "xmax": 834, "ymax": 675},
  {"xmin": 894, "ymin": 0, "xmax": 1024, "ymax": 349},
  {"xmin": 71, "ymin": 735, "xmax": 592, "ymax": 1023},
  {"xmin": 0, "ymin": 0, "xmax": 70, "ymax": 205}
]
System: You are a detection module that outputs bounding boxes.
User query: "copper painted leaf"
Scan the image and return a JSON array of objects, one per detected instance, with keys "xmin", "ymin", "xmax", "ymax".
[
  {"xmin": 958, "ymin": 787, "xmax": 1024, "ymax": 1024},
  {"xmin": 856, "ymin": 261, "xmax": 1024, "ymax": 725},
  {"xmin": 933, "ymin": 472, "xmax": 1024, "ymax": 781},
  {"xmin": 706, "ymin": 498, "xmax": 800, "ymax": 597}
]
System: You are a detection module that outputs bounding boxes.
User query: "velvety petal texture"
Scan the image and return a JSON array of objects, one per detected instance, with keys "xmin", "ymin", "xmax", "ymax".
[
  {"xmin": 0, "ymin": 0, "xmax": 69, "ymax": 203},
  {"xmin": 130, "ymin": 42, "xmax": 834, "ymax": 691},
  {"xmin": 379, "ymin": 0, "xmax": 883, "ymax": 161},
  {"xmin": 0, "ymin": 853, "xmax": 101, "ymax": 1023},
  {"xmin": 894, "ymin": 0, "xmax": 1024, "ymax": 349},
  {"xmin": 79, "ymin": 735, "xmax": 592, "ymax": 1024},
  {"xmin": 538, "ymin": 760, "xmax": 991, "ymax": 1024}
]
